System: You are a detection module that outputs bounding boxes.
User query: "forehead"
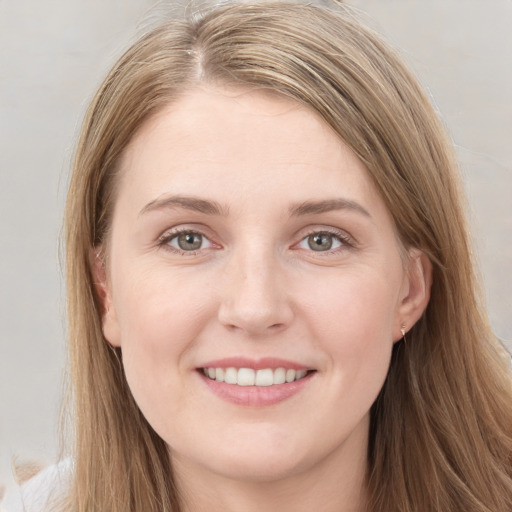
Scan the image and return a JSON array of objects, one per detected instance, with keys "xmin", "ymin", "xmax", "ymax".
[
  {"xmin": 120, "ymin": 86, "xmax": 337, "ymax": 172},
  {"xmin": 113, "ymin": 85, "xmax": 388, "ymax": 224}
]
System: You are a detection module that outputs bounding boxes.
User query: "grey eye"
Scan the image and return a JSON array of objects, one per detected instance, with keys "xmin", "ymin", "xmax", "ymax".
[
  {"xmin": 297, "ymin": 232, "xmax": 344, "ymax": 252},
  {"xmin": 173, "ymin": 232, "xmax": 204, "ymax": 251},
  {"xmin": 307, "ymin": 233, "xmax": 334, "ymax": 251}
]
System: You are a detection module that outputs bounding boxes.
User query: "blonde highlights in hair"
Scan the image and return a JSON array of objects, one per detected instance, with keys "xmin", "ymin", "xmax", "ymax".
[{"xmin": 64, "ymin": 2, "xmax": 512, "ymax": 511}]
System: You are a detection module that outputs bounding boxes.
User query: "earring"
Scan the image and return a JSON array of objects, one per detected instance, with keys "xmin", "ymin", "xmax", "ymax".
[{"xmin": 400, "ymin": 325, "xmax": 407, "ymax": 342}]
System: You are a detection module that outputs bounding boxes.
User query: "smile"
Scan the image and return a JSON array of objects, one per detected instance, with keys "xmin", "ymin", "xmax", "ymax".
[
  {"xmin": 197, "ymin": 358, "xmax": 317, "ymax": 406},
  {"xmin": 201, "ymin": 367, "xmax": 311, "ymax": 386}
]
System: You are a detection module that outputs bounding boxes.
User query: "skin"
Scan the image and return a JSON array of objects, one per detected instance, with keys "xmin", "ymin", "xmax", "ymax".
[{"xmin": 95, "ymin": 86, "xmax": 431, "ymax": 512}]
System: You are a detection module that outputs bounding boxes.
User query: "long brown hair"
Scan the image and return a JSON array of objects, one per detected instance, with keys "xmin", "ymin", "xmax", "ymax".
[{"xmin": 64, "ymin": 2, "xmax": 512, "ymax": 510}]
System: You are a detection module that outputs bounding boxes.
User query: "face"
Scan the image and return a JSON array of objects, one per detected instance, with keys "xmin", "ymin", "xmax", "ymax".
[{"xmin": 98, "ymin": 86, "xmax": 430, "ymax": 485}]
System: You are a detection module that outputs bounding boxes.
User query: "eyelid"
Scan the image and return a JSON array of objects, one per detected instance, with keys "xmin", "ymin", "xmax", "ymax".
[
  {"xmin": 292, "ymin": 226, "xmax": 355, "ymax": 252},
  {"xmin": 155, "ymin": 224, "xmax": 355, "ymax": 256},
  {"xmin": 157, "ymin": 226, "xmax": 221, "ymax": 255}
]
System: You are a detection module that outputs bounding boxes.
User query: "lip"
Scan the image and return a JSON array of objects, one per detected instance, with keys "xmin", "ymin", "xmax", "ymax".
[
  {"xmin": 199, "ymin": 357, "xmax": 310, "ymax": 371},
  {"xmin": 196, "ymin": 357, "xmax": 316, "ymax": 407}
]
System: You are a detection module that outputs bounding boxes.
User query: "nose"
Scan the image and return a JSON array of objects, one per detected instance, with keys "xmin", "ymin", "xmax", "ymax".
[{"xmin": 217, "ymin": 246, "xmax": 294, "ymax": 335}]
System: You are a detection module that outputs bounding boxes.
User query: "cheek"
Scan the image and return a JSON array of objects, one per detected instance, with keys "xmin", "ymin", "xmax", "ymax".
[
  {"xmin": 306, "ymin": 274, "xmax": 397, "ymax": 439},
  {"xmin": 112, "ymin": 267, "xmax": 214, "ymax": 403},
  {"xmin": 114, "ymin": 264, "xmax": 212, "ymax": 347},
  {"xmin": 300, "ymin": 268, "xmax": 399, "ymax": 377}
]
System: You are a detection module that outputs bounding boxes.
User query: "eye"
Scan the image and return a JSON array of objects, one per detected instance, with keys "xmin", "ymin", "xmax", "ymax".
[
  {"xmin": 163, "ymin": 230, "xmax": 213, "ymax": 252},
  {"xmin": 297, "ymin": 231, "xmax": 346, "ymax": 252}
]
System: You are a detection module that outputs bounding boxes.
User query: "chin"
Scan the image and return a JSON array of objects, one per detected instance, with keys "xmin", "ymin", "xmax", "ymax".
[
  {"xmin": 209, "ymin": 453, "xmax": 309, "ymax": 483},
  {"xmin": 171, "ymin": 434, "xmax": 313, "ymax": 484}
]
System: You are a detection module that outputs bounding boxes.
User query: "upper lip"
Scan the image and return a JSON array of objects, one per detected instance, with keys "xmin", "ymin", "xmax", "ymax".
[{"xmin": 198, "ymin": 357, "xmax": 311, "ymax": 371}]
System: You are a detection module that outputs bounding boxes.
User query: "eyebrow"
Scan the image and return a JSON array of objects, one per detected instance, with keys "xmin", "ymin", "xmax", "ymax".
[
  {"xmin": 139, "ymin": 195, "xmax": 370, "ymax": 219},
  {"xmin": 289, "ymin": 198, "xmax": 371, "ymax": 218},
  {"xmin": 139, "ymin": 195, "xmax": 228, "ymax": 217}
]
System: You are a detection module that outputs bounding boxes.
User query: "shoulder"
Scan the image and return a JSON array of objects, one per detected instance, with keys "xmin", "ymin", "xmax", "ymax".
[{"xmin": 0, "ymin": 459, "xmax": 72, "ymax": 512}]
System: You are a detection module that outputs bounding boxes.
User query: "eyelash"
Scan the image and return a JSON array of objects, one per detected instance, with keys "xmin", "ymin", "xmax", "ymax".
[
  {"xmin": 296, "ymin": 228, "xmax": 354, "ymax": 254},
  {"xmin": 158, "ymin": 227, "xmax": 213, "ymax": 255},
  {"xmin": 157, "ymin": 227, "xmax": 354, "ymax": 256}
]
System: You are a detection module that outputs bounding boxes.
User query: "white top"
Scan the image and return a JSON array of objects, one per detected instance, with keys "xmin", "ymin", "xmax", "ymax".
[{"xmin": 0, "ymin": 460, "xmax": 71, "ymax": 512}]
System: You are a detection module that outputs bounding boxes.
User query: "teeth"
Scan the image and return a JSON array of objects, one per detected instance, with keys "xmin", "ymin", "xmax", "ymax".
[
  {"xmin": 273, "ymin": 367, "xmax": 286, "ymax": 385},
  {"xmin": 224, "ymin": 367, "xmax": 237, "ymax": 384},
  {"xmin": 295, "ymin": 369, "xmax": 307, "ymax": 380},
  {"xmin": 255, "ymin": 369, "xmax": 273, "ymax": 386},
  {"xmin": 238, "ymin": 368, "xmax": 255, "ymax": 386},
  {"xmin": 202, "ymin": 367, "xmax": 311, "ymax": 386}
]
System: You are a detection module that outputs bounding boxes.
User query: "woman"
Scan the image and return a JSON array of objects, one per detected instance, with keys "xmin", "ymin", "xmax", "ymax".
[{"xmin": 4, "ymin": 1, "xmax": 512, "ymax": 511}]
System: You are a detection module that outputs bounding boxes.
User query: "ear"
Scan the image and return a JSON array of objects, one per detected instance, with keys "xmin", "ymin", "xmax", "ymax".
[
  {"xmin": 90, "ymin": 247, "xmax": 122, "ymax": 347},
  {"xmin": 395, "ymin": 249, "xmax": 433, "ymax": 341}
]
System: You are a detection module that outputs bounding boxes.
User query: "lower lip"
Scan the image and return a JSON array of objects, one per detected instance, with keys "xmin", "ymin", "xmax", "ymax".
[{"xmin": 198, "ymin": 371, "xmax": 315, "ymax": 407}]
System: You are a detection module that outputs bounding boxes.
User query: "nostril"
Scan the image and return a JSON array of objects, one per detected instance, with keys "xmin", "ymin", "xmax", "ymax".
[
  {"xmin": 217, "ymin": 275, "xmax": 294, "ymax": 334},
  {"xmin": 218, "ymin": 305, "xmax": 293, "ymax": 334}
]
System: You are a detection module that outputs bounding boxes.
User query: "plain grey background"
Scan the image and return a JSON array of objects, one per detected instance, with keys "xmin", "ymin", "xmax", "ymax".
[{"xmin": 1, "ymin": 0, "xmax": 511, "ymax": 488}]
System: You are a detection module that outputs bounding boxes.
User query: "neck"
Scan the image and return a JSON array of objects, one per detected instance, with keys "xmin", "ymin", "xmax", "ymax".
[{"xmin": 172, "ymin": 418, "xmax": 369, "ymax": 512}]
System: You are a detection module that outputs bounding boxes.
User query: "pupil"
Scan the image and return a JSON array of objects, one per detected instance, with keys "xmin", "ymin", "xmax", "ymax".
[
  {"xmin": 178, "ymin": 232, "xmax": 202, "ymax": 250},
  {"xmin": 309, "ymin": 233, "xmax": 332, "ymax": 251}
]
